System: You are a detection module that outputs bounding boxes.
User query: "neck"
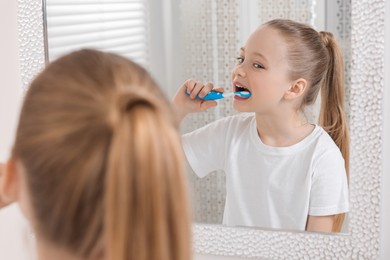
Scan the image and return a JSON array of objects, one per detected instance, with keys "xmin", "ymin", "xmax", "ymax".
[
  {"xmin": 255, "ymin": 108, "xmax": 314, "ymax": 147},
  {"xmin": 36, "ymin": 237, "xmax": 80, "ymax": 260}
]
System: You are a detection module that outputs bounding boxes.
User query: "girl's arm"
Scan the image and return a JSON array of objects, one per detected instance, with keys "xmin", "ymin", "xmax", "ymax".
[
  {"xmin": 308, "ymin": 148, "xmax": 349, "ymax": 233},
  {"xmin": 306, "ymin": 215, "xmax": 335, "ymax": 232}
]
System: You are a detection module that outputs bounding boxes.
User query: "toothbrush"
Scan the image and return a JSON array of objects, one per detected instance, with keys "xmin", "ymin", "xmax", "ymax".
[{"xmin": 185, "ymin": 89, "xmax": 251, "ymax": 100}]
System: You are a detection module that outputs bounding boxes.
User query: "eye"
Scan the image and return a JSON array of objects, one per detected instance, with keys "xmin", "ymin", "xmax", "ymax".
[
  {"xmin": 236, "ymin": 57, "xmax": 244, "ymax": 64},
  {"xmin": 253, "ymin": 63, "xmax": 265, "ymax": 69}
]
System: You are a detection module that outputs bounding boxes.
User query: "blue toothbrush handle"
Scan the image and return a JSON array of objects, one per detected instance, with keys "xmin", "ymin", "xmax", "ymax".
[{"xmin": 185, "ymin": 89, "xmax": 224, "ymax": 100}]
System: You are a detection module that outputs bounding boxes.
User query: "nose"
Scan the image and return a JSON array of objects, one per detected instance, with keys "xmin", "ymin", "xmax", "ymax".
[{"xmin": 232, "ymin": 63, "xmax": 246, "ymax": 78}]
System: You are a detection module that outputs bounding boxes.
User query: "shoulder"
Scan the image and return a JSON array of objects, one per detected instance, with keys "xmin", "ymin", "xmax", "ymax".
[
  {"xmin": 310, "ymin": 126, "xmax": 346, "ymax": 176},
  {"xmin": 310, "ymin": 126, "xmax": 345, "ymax": 170},
  {"xmin": 313, "ymin": 126, "xmax": 343, "ymax": 156},
  {"xmin": 316, "ymin": 127, "xmax": 339, "ymax": 146}
]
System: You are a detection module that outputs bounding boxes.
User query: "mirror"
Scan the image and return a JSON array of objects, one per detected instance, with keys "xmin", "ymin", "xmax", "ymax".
[
  {"xmin": 43, "ymin": 0, "xmax": 351, "ymax": 234},
  {"xmin": 179, "ymin": 0, "xmax": 351, "ymax": 234},
  {"xmin": 17, "ymin": 0, "xmax": 385, "ymax": 258}
]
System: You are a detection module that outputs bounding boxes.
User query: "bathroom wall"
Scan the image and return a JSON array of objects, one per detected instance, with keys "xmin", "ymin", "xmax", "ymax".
[
  {"xmin": 0, "ymin": 0, "xmax": 23, "ymax": 162},
  {"xmin": 380, "ymin": 0, "xmax": 390, "ymax": 258},
  {"xmin": 0, "ymin": 3, "xmax": 34, "ymax": 260}
]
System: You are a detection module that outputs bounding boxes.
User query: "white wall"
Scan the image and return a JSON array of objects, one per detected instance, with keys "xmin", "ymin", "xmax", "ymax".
[
  {"xmin": 0, "ymin": 2, "xmax": 35, "ymax": 260},
  {"xmin": 0, "ymin": 0, "xmax": 23, "ymax": 162},
  {"xmin": 380, "ymin": 0, "xmax": 390, "ymax": 259}
]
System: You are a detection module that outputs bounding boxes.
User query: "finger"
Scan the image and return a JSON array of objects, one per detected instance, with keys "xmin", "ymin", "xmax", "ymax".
[
  {"xmin": 199, "ymin": 100, "xmax": 218, "ymax": 112},
  {"xmin": 213, "ymin": 87, "xmax": 225, "ymax": 93},
  {"xmin": 190, "ymin": 81, "xmax": 205, "ymax": 99},
  {"xmin": 184, "ymin": 79, "xmax": 197, "ymax": 94},
  {"xmin": 199, "ymin": 82, "xmax": 214, "ymax": 98}
]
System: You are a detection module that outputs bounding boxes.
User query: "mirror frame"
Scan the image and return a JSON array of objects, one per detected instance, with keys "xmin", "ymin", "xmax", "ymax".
[{"xmin": 17, "ymin": 0, "xmax": 385, "ymax": 258}]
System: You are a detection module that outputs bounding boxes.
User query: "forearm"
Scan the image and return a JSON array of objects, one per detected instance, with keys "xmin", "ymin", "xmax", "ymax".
[
  {"xmin": 306, "ymin": 215, "xmax": 335, "ymax": 232},
  {"xmin": 172, "ymin": 102, "xmax": 189, "ymax": 124}
]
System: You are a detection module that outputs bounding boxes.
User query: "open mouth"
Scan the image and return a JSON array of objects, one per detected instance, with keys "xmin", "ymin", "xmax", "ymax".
[{"xmin": 234, "ymin": 83, "xmax": 251, "ymax": 93}]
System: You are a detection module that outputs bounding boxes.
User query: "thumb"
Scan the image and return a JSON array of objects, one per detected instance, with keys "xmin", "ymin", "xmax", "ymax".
[{"xmin": 213, "ymin": 87, "xmax": 225, "ymax": 93}]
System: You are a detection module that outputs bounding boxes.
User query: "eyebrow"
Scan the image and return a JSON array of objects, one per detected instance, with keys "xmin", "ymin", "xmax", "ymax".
[{"xmin": 240, "ymin": 47, "xmax": 268, "ymax": 62}]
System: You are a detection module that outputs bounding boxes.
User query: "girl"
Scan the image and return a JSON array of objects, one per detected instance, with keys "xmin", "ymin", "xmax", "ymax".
[
  {"xmin": 0, "ymin": 49, "xmax": 192, "ymax": 260},
  {"xmin": 173, "ymin": 19, "xmax": 349, "ymax": 233}
]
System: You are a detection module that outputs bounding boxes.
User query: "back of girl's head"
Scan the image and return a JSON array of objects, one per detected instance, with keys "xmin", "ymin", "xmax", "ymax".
[
  {"xmin": 12, "ymin": 49, "xmax": 191, "ymax": 260},
  {"xmin": 264, "ymin": 19, "xmax": 349, "ymax": 232}
]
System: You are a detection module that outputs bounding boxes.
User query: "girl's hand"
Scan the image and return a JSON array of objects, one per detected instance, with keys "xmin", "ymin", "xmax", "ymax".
[{"xmin": 172, "ymin": 79, "xmax": 224, "ymax": 122}]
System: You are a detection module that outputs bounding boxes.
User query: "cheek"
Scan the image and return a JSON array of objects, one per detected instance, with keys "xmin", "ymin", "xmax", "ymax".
[
  {"xmin": 251, "ymin": 77, "xmax": 274, "ymax": 98},
  {"xmin": 253, "ymin": 74, "xmax": 288, "ymax": 99}
]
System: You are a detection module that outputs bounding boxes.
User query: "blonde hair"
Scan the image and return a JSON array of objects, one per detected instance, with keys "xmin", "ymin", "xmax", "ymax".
[
  {"xmin": 12, "ymin": 49, "xmax": 192, "ymax": 259},
  {"xmin": 265, "ymin": 19, "xmax": 350, "ymax": 232}
]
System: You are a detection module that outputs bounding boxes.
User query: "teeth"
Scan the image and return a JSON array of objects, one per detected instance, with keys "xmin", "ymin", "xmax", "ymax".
[{"xmin": 235, "ymin": 84, "xmax": 248, "ymax": 91}]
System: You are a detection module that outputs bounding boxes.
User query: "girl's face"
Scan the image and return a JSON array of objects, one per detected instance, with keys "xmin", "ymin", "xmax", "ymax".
[{"xmin": 232, "ymin": 26, "xmax": 293, "ymax": 114}]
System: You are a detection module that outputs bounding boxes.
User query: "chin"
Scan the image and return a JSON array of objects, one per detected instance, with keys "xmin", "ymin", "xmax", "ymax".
[{"xmin": 233, "ymin": 102, "xmax": 253, "ymax": 113}]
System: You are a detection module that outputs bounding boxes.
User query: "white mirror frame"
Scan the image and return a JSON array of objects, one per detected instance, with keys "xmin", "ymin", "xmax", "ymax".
[{"xmin": 17, "ymin": 0, "xmax": 385, "ymax": 258}]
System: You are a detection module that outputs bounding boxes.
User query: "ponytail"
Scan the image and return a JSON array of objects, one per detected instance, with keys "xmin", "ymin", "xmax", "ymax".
[
  {"xmin": 318, "ymin": 31, "xmax": 350, "ymax": 232},
  {"xmin": 11, "ymin": 49, "xmax": 192, "ymax": 260},
  {"xmin": 105, "ymin": 92, "xmax": 191, "ymax": 260}
]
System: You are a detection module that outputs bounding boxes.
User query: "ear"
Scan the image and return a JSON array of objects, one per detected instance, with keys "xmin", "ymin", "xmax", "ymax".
[
  {"xmin": 0, "ymin": 158, "xmax": 20, "ymax": 206},
  {"xmin": 284, "ymin": 78, "xmax": 307, "ymax": 100}
]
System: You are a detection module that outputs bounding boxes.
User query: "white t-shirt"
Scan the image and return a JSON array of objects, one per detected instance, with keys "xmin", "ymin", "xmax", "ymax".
[{"xmin": 182, "ymin": 113, "xmax": 349, "ymax": 231}]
